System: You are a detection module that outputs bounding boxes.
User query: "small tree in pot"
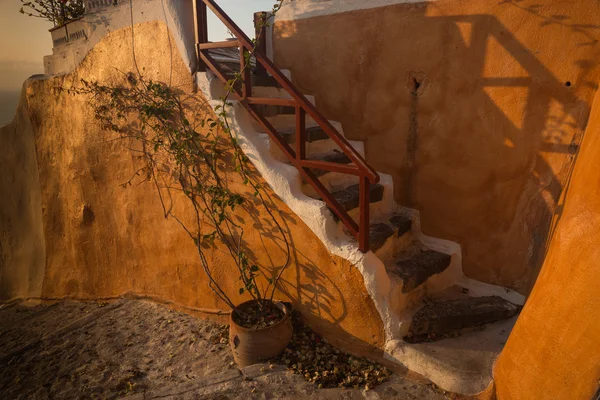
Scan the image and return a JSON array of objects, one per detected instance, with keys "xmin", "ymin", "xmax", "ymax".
[{"xmin": 72, "ymin": 1, "xmax": 292, "ymax": 367}]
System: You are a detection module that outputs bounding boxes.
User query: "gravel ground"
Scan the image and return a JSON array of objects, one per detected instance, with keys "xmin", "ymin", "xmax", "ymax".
[{"xmin": 0, "ymin": 299, "xmax": 450, "ymax": 400}]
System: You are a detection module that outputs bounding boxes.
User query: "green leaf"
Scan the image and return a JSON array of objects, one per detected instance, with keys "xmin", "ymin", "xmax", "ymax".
[
  {"xmin": 239, "ymin": 288, "xmax": 245, "ymax": 295},
  {"xmin": 250, "ymin": 265, "xmax": 259, "ymax": 272}
]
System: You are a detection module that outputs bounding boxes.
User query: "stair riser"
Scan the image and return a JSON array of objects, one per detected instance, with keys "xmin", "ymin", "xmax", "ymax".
[
  {"xmin": 225, "ymin": 74, "xmax": 282, "ymax": 88},
  {"xmin": 390, "ymin": 283, "xmax": 428, "ymax": 336},
  {"xmin": 253, "ymin": 104, "xmax": 296, "ymax": 117},
  {"xmin": 251, "ymin": 115, "xmax": 345, "ymax": 137},
  {"xmin": 251, "ymin": 114, "xmax": 318, "ymax": 133},
  {"xmin": 268, "ymin": 137, "xmax": 365, "ymax": 164},
  {"xmin": 336, "ymin": 184, "xmax": 385, "ymax": 213},
  {"xmin": 399, "ymin": 252, "xmax": 453, "ymax": 294},
  {"xmin": 217, "ymin": 64, "xmax": 293, "ymax": 80},
  {"xmin": 346, "ymin": 176, "xmax": 396, "ymax": 222},
  {"xmin": 375, "ymin": 230, "xmax": 413, "ymax": 266},
  {"xmin": 301, "ymin": 174, "xmax": 360, "ymax": 199},
  {"xmin": 206, "ymin": 69, "xmax": 298, "ymax": 101},
  {"xmin": 267, "ymin": 140, "xmax": 363, "ymax": 165},
  {"xmin": 250, "ymin": 86, "xmax": 316, "ymax": 106},
  {"xmin": 423, "ymin": 255, "xmax": 464, "ymax": 295}
]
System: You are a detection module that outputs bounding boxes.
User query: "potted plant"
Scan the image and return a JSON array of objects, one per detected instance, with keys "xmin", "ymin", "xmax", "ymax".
[
  {"xmin": 75, "ymin": 71, "xmax": 293, "ymax": 365},
  {"xmin": 229, "ymin": 300, "xmax": 292, "ymax": 366},
  {"xmin": 71, "ymin": 1, "xmax": 291, "ymax": 367},
  {"xmin": 21, "ymin": 0, "xmax": 86, "ymax": 47}
]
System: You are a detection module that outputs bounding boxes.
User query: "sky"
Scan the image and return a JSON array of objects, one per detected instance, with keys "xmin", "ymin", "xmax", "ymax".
[{"xmin": 0, "ymin": 0, "xmax": 279, "ymax": 91}]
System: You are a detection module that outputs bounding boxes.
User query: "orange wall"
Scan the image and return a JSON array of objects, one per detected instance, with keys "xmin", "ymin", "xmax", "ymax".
[
  {"xmin": 494, "ymin": 85, "xmax": 600, "ymax": 400},
  {"xmin": 0, "ymin": 22, "xmax": 386, "ymax": 355},
  {"xmin": 0, "ymin": 90, "xmax": 45, "ymax": 299},
  {"xmin": 273, "ymin": 0, "xmax": 600, "ymax": 294}
]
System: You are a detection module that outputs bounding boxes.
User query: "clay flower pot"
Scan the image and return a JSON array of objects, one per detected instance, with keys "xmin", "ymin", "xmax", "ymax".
[{"xmin": 229, "ymin": 300, "xmax": 293, "ymax": 367}]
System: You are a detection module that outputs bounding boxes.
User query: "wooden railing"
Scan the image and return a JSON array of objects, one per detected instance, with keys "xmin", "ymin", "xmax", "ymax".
[{"xmin": 193, "ymin": 0, "xmax": 380, "ymax": 252}]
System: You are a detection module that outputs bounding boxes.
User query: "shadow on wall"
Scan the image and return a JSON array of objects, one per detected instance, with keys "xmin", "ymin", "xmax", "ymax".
[
  {"xmin": 238, "ymin": 186, "xmax": 349, "ymax": 330},
  {"xmin": 274, "ymin": 0, "xmax": 600, "ymax": 294}
]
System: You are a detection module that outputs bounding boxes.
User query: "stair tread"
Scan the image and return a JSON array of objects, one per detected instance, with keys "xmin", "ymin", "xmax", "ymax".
[
  {"xmin": 389, "ymin": 249, "xmax": 452, "ymax": 293},
  {"xmin": 312, "ymin": 151, "xmax": 352, "ymax": 164},
  {"xmin": 389, "ymin": 214, "xmax": 413, "ymax": 237},
  {"xmin": 278, "ymin": 126, "xmax": 329, "ymax": 144},
  {"xmin": 307, "ymin": 151, "xmax": 353, "ymax": 177},
  {"xmin": 330, "ymin": 183, "xmax": 385, "ymax": 212},
  {"xmin": 369, "ymin": 215, "xmax": 413, "ymax": 253},
  {"xmin": 369, "ymin": 223, "xmax": 396, "ymax": 253},
  {"xmin": 223, "ymin": 72, "xmax": 280, "ymax": 88},
  {"xmin": 389, "ymin": 314, "xmax": 516, "ymax": 395},
  {"xmin": 405, "ymin": 293, "xmax": 521, "ymax": 343}
]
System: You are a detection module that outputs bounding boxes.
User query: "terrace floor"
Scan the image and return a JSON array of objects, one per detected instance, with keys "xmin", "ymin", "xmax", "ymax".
[{"xmin": 0, "ymin": 298, "xmax": 450, "ymax": 399}]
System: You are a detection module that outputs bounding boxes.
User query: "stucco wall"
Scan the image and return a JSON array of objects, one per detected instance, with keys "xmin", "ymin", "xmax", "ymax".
[
  {"xmin": 0, "ymin": 21, "xmax": 385, "ymax": 353},
  {"xmin": 0, "ymin": 88, "xmax": 46, "ymax": 300},
  {"xmin": 273, "ymin": 0, "xmax": 600, "ymax": 293},
  {"xmin": 493, "ymin": 81, "xmax": 600, "ymax": 400}
]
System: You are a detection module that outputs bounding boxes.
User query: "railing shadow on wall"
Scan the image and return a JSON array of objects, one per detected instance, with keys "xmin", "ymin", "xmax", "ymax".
[
  {"xmin": 495, "ymin": 0, "xmax": 600, "ymax": 289},
  {"xmin": 273, "ymin": 0, "xmax": 600, "ymax": 294}
]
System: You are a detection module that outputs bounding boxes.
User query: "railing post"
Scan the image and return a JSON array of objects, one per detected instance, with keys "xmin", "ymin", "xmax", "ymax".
[
  {"xmin": 240, "ymin": 45, "xmax": 252, "ymax": 99},
  {"xmin": 194, "ymin": 0, "xmax": 209, "ymax": 72},
  {"xmin": 196, "ymin": 0, "xmax": 379, "ymax": 252},
  {"xmin": 359, "ymin": 176, "xmax": 370, "ymax": 252},
  {"xmin": 296, "ymin": 106, "xmax": 306, "ymax": 161},
  {"xmin": 253, "ymin": 12, "xmax": 269, "ymax": 77}
]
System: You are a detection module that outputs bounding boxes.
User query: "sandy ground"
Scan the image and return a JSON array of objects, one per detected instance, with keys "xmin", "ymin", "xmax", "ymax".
[{"xmin": 0, "ymin": 299, "xmax": 449, "ymax": 400}]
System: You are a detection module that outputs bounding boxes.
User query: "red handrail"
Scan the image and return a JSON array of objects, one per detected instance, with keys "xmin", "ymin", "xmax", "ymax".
[{"xmin": 194, "ymin": 0, "xmax": 380, "ymax": 252}]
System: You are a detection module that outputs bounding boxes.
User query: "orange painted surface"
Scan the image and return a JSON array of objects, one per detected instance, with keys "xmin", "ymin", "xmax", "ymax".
[
  {"xmin": 273, "ymin": 0, "xmax": 600, "ymax": 294},
  {"xmin": 0, "ymin": 22, "xmax": 385, "ymax": 353},
  {"xmin": 494, "ymin": 88, "xmax": 600, "ymax": 400}
]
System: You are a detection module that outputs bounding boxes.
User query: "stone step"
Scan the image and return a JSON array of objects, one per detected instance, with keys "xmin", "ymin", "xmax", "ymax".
[
  {"xmin": 389, "ymin": 249, "xmax": 452, "ymax": 293},
  {"xmin": 221, "ymin": 68, "xmax": 291, "ymax": 117},
  {"xmin": 208, "ymin": 54, "xmax": 278, "ymax": 88},
  {"xmin": 369, "ymin": 214, "xmax": 413, "ymax": 253},
  {"xmin": 330, "ymin": 183, "xmax": 385, "ymax": 213},
  {"xmin": 306, "ymin": 151, "xmax": 352, "ymax": 177},
  {"xmin": 389, "ymin": 214, "xmax": 413, "ymax": 237},
  {"xmin": 223, "ymin": 72, "xmax": 281, "ymax": 89},
  {"xmin": 297, "ymin": 149, "xmax": 365, "ymax": 200},
  {"xmin": 279, "ymin": 125, "xmax": 330, "ymax": 145},
  {"xmin": 252, "ymin": 102, "xmax": 295, "ymax": 118},
  {"xmin": 387, "ymin": 313, "xmax": 517, "ymax": 395},
  {"xmin": 405, "ymin": 295, "xmax": 521, "ymax": 343}
]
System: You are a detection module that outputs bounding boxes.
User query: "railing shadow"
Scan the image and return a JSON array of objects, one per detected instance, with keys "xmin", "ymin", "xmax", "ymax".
[{"xmin": 274, "ymin": 1, "xmax": 599, "ymax": 294}]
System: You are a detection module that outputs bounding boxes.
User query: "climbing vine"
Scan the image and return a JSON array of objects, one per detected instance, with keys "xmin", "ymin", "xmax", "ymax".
[{"xmin": 73, "ymin": 1, "xmax": 289, "ymax": 315}]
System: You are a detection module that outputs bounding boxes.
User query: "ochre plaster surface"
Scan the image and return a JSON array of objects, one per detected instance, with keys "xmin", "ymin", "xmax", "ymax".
[
  {"xmin": 0, "ymin": 22, "xmax": 385, "ymax": 353},
  {"xmin": 493, "ymin": 85, "xmax": 600, "ymax": 400},
  {"xmin": 273, "ymin": 0, "xmax": 600, "ymax": 293},
  {"xmin": 0, "ymin": 90, "xmax": 46, "ymax": 300}
]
